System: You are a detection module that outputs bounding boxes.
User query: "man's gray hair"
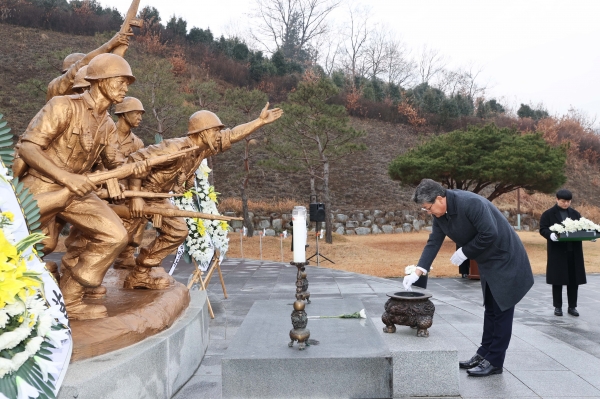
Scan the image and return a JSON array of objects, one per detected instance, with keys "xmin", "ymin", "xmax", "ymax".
[{"xmin": 412, "ymin": 179, "xmax": 446, "ymax": 204}]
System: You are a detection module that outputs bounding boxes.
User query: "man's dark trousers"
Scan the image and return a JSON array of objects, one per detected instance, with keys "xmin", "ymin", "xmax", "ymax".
[
  {"xmin": 476, "ymin": 284, "xmax": 515, "ymax": 368},
  {"xmin": 552, "ymin": 251, "xmax": 578, "ymax": 308}
]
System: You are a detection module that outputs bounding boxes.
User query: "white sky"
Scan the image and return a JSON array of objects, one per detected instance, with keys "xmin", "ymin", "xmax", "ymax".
[{"xmin": 99, "ymin": 0, "xmax": 600, "ymax": 123}]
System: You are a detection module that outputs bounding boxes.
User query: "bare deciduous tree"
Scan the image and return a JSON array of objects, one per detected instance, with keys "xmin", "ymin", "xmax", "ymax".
[
  {"xmin": 250, "ymin": 0, "xmax": 341, "ymax": 61},
  {"xmin": 129, "ymin": 57, "xmax": 187, "ymax": 143},
  {"xmin": 363, "ymin": 26, "xmax": 387, "ymax": 80},
  {"xmin": 320, "ymin": 35, "xmax": 340, "ymax": 75},
  {"xmin": 436, "ymin": 63, "xmax": 487, "ymax": 98},
  {"xmin": 339, "ymin": 4, "xmax": 370, "ymax": 81},
  {"xmin": 436, "ymin": 69, "xmax": 463, "ymax": 95},
  {"xmin": 461, "ymin": 63, "xmax": 487, "ymax": 98},
  {"xmin": 384, "ymin": 35, "xmax": 415, "ymax": 87},
  {"xmin": 417, "ymin": 45, "xmax": 446, "ymax": 84}
]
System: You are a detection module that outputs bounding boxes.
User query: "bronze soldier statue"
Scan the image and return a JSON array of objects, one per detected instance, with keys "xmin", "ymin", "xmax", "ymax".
[
  {"xmin": 15, "ymin": 53, "xmax": 148, "ymax": 320},
  {"xmin": 46, "ymin": 32, "xmax": 131, "ymax": 101},
  {"xmin": 62, "ymin": 96, "xmax": 146, "ymax": 300},
  {"xmin": 111, "ymin": 97, "xmax": 147, "ymax": 270},
  {"xmin": 122, "ymin": 104, "xmax": 283, "ymax": 290},
  {"xmin": 71, "ymin": 66, "xmax": 91, "ymax": 94}
]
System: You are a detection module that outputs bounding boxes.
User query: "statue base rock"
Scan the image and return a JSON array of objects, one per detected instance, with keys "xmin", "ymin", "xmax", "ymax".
[{"xmin": 70, "ymin": 267, "xmax": 190, "ymax": 361}]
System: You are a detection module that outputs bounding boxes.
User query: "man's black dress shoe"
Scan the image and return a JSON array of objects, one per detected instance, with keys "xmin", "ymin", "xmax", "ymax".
[
  {"xmin": 554, "ymin": 307, "xmax": 563, "ymax": 316},
  {"xmin": 568, "ymin": 307, "xmax": 579, "ymax": 316},
  {"xmin": 467, "ymin": 359, "xmax": 503, "ymax": 377},
  {"xmin": 459, "ymin": 353, "xmax": 483, "ymax": 369}
]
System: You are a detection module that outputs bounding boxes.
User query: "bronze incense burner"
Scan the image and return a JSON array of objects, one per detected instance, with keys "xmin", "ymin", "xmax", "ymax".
[{"xmin": 382, "ymin": 291, "xmax": 435, "ymax": 337}]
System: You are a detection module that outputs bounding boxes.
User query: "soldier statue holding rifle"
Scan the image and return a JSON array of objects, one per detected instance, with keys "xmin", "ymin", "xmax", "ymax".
[
  {"xmin": 120, "ymin": 104, "xmax": 283, "ymax": 290},
  {"xmin": 15, "ymin": 54, "xmax": 149, "ymax": 320}
]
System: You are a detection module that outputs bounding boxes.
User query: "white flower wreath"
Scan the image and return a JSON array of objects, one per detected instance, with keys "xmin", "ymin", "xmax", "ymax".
[
  {"xmin": 0, "ymin": 201, "xmax": 70, "ymax": 395},
  {"xmin": 174, "ymin": 161, "xmax": 230, "ymax": 270}
]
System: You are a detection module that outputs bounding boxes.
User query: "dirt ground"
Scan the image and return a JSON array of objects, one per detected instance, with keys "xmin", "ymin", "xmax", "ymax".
[{"xmin": 56, "ymin": 230, "xmax": 600, "ymax": 278}]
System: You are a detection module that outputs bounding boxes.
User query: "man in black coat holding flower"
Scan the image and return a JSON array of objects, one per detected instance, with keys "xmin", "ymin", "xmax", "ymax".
[{"xmin": 539, "ymin": 189, "xmax": 587, "ymax": 317}]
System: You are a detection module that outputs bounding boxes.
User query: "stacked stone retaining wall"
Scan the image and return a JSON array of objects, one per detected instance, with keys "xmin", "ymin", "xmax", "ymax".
[{"xmin": 223, "ymin": 209, "xmax": 539, "ymax": 235}]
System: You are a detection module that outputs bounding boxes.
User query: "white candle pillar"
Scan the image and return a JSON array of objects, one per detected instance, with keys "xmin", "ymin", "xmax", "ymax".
[{"xmin": 292, "ymin": 206, "xmax": 307, "ymax": 262}]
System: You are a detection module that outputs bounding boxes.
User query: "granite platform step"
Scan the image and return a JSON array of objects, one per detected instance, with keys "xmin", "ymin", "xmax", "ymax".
[{"xmin": 222, "ymin": 298, "xmax": 393, "ymax": 398}]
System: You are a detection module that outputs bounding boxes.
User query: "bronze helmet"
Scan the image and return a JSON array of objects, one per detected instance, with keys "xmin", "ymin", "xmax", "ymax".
[
  {"xmin": 187, "ymin": 110, "xmax": 224, "ymax": 135},
  {"xmin": 85, "ymin": 54, "xmax": 135, "ymax": 83},
  {"xmin": 62, "ymin": 53, "xmax": 85, "ymax": 73},
  {"xmin": 114, "ymin": 97, "xmax": 145, "ymax": 114}
]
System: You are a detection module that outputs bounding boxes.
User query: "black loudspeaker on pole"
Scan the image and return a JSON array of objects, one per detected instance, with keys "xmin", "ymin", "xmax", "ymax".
[
  {"xmin": 309, "ymin": 203, "xmax": 326, "ymax": 223},
  {"xmin": 307, "ymin": 202, "xmax": 333, "ymax": 265}
]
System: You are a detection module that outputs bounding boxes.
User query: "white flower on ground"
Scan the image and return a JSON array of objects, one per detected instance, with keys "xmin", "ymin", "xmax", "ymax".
[{"xmin": 359, "ymin": 309, "xmax": 366, "ymax": 318}]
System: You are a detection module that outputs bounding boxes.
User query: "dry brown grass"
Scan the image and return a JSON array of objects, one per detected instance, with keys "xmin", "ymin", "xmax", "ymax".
[
  {"xmin": 494, "ymin": 191, "xmax": 600, "ymax": 221},
  {"xmin": 55, "ymin": 229, "xmax": 600, "ymax": 279},
  {"xmin": 494, "ymin": 191, "xmax": 556, "ymax": 219},
  {"xmin": 224, "ymin": 231, "xmax": 600, "ymax": 278}
]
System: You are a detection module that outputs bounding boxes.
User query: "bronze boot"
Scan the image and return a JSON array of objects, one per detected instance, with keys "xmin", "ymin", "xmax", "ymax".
[
  {"xmin": 60, "ymin": 268, "xmax": 108, "ymax": 320},
  {"xmin": 113, "ymin": 257, "xmax": 137, "ymax": 270},
  {"xmin": 83, "ymin": 285, "xmax": 107, "ymax": 300},
  {"xmin": 123, "ymin": 266, "xmax": 173, "ymax": 290},
  {"xmin": 113, "ymin": 245, "xmax": 137, "ymax": 270},
  {"xmin": 45, "ymin": 260, "xmax": 61, "ymax": 283}
]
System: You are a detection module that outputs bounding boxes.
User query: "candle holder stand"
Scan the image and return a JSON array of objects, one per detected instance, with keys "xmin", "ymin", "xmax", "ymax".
[
  {"xmin": 289, "ymin": 261, "xmax": 310, "ymax": 350},
  {"xmin": 291, "ymin": 261, "xmax": 310, "ymax": 303}
]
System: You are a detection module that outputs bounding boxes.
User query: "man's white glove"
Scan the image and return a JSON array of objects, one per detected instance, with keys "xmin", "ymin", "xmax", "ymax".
[
  {"xmin": 403, "ymin": 272, "xmax": 420, "ymax": 291},
  {"xmin": 450, "ymin": 247, "xmax": 467, "ymax": 266},
  {"xmin": 550, "ymin": 233, "xmax": 559, "ymax": 242}
]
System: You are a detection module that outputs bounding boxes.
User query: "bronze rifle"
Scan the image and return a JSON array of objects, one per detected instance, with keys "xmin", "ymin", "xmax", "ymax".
[
  {"xmin": 109, "ymin": 204, "xmax": 243, "ymax": 222},
  {"xmin": 112, "ymin": 0, "xmax": 143, "ymax": 57},
  {"xmin": 37, "ymin": 146, "xmax": 198, "ymax": 225},
  {"xmin": 95, "ymin": 189, "xmax": 184, "ymax": 199}
]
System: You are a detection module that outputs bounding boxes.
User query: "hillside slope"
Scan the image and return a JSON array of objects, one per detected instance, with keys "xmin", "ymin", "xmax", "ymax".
[{"xmin": 2, "ymin": 23, "xmax": 600, "ymax": 212}]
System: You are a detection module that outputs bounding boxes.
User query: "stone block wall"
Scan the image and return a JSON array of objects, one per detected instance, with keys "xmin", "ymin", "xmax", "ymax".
[{"xmin": 223, "ymin": 208, "xmax": 541, "ymax": 235}]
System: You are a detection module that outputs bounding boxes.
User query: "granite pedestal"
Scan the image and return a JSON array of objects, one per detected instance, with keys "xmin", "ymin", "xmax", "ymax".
[
  {"xmin": 376, "ymin": 318, "xmax": 460, "ymax": 397},
  {"xmin": 222, "ymin": 299, "xmax": 393, "ymax": 399},
  {"xmin": 57, "ymin": 290, "xmax": 210, "ymax": 399}
]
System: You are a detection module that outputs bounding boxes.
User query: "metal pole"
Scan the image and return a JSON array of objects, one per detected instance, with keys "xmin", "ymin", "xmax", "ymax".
[
  {"xmin": 259, "ymin": 232, "xmax": 263, "ymax": 261},
  {"xmin": 240, "ymin": 230, "xmax": 244, "ymax": 259},
  {"xmin": 316, "ymin": 230, "xmax": 320, "ymax": 268},
  {"xmin": 517, "ymin": 188, "xmax": 521, "ymax": 230}
]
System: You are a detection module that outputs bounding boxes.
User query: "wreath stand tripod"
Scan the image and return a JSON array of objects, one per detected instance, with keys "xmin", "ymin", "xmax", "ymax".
[{"xmin": 187, "ymin": 250, "xmax": 228, "ymax": 319}]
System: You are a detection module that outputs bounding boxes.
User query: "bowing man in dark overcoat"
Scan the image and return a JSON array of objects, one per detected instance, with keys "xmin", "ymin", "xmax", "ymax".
[
  {"xmin": 539, "ymin": 189, "xmax": 587, "ymax": 317},
  {"xmin": 403, "ymin": 179, "xmax": 534, "ymax": 377}
]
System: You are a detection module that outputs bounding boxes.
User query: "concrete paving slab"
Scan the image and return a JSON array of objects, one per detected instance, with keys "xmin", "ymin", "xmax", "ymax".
[
  {"xmin": 110, "ymin": 255, "xmax": 600, "ymax": 398},
  {"xmin": 458, "ymin": 369, "xmax": 538, "ymax": 397},
  {"xmin": 503, "ymin": 351, "xmax": 568, "ymax": 371},
  {"xmin": 221, "ymin": 299, "xmax": 392, "ymax": 399},
  {"xmin": 172, "ymin": 375, "xmax": 221, "ymax": 399},
  {"xmin": 195, "ymin": 355, "xmax": 222, "ymax": 376},
  {"xmin": 514, "ymin": 370, "xmax": 600, "ymax": 397}
]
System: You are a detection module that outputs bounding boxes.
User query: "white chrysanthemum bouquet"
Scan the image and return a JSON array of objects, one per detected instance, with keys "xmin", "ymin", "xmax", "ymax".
[
  {"xmin": 550, "ymin": 217, "xmax": 600, "ymax": 234},
  {"xmin": 550, "ymin": 217, "xmax": 600, "ymax": 241},
  {"xmin": 0, "ymin": 212, "xmax": 69, "ymax": 398},
  {"xmin": 174, "ymin": 162, "xmax": 229, "ymax": 270}
]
